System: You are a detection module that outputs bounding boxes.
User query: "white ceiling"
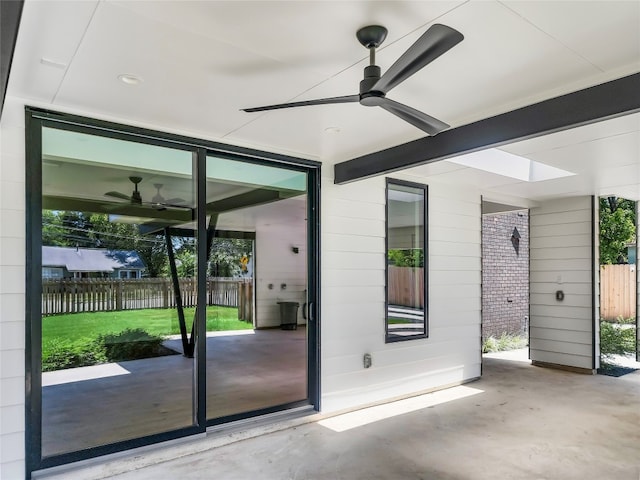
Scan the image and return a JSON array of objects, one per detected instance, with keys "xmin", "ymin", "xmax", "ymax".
[{"xmin": 6, "ymin": 0, "xmax": 640, "ymax": 206}]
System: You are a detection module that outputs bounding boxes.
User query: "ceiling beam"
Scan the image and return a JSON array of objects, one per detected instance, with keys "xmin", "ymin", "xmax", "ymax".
[
  {"xmin": 0, "ymin": 0, "xmax": 24, "ymax": 118},
  {"xmin": 334, "ymin": 72, "xmax": 640, "ymax": 184}
]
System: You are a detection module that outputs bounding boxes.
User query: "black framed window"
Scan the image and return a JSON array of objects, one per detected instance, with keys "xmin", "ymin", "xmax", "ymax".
[{"xmin": 385, "ymin": 179, "xmax": 428, "ymax": 342}]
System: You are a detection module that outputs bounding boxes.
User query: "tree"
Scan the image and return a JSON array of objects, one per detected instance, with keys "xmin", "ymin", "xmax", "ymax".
[
  {"xmin": 208, "ymin": 238, "xmax": 253, "ymax": 277},
  {"xmin": 42, "ymin": 210, "xmax": 169, "ymax": 277},
  {"xmin": 599, "ymin": 197, "xmax": 636, "ymax": 264},
  {"xmin": 42, "ymin": 210, "xmax": 253, "ymax": 278},
  {"xmin": 387, "ymin": 248, "xmax": 424, "ymax": 268}
]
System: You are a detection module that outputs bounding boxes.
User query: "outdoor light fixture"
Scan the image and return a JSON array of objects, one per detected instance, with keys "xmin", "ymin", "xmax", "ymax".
[{"xmin": 511, "ymin": 227, "xmax": 521, "ymax": 255}]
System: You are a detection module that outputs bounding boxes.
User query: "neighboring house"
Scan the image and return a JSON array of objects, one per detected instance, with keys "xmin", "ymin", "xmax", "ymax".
[
  {"xmin": 41, "ymin": 246, "xmax": 146, "ymax": 279},
  {"xmin": 1, "ymin": 2, "xmax": 639, "ymax": 479},
  {"xmin": 626, "ymin": 243, "xmax": 636, "ymax": 265}
]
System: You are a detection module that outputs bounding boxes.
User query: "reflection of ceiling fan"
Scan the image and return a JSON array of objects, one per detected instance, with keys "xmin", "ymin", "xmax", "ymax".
[
  {"xmin": 105, "ymin": 176, "xmax": 188, "ymax": 210},
  {"xmin": 242, "ymin": 23, "xmax": 464, "ymax": 135}
]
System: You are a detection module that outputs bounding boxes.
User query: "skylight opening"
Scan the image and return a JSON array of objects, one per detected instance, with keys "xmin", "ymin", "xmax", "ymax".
[{"xmin": 449, "ymin": 149, "xmax": 575, "ymax": 182}]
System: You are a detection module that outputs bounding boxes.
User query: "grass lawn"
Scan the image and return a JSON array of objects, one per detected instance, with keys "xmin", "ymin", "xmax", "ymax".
[{"xmin": 43, "ymin": 305, "xmax": 251, "ymax": 343}]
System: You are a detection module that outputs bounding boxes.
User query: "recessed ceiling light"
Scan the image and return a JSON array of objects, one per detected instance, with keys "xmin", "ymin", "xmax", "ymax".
[
  {"xmin": 118, "ymin": 74, "xmax": 143, "ymax": 85},
  {"xmin": 324, "ymin": 126, "xmax": 341, "ymax": 134}
]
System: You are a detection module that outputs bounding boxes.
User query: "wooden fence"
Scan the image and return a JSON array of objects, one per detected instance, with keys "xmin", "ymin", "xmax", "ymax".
[
  {"xmin": 388, "ymin": 266, "xmax": 424, "ymax": 309},
  {"xmin": 42, "ymin": 278, "xmax": 252, "ymax": 320},
  {"xmin": 600, "ymin": 264, "xmax": 636, "ymax": 321}
]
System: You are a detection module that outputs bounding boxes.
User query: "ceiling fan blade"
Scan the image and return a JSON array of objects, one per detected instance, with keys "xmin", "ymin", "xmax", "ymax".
[
  {"xmin": 242, "ymin": 94, "xmax": 359, "ymax": 113},
  {"xmin": 372, "ymin": 24, "xmax": 463, "ymax": 94},
  {"xmin": 105, "ymin": 191, "xmax": 131, "ymax": 201},
  {"xmin": 378, "ymin": 98, "xmax": 449, "ymax": 136}
]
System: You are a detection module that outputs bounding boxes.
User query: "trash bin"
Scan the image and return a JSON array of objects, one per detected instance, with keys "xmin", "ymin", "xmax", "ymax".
[{"xmin": 277, "ymin": 301, "xmax": 299, "ymax": 330}]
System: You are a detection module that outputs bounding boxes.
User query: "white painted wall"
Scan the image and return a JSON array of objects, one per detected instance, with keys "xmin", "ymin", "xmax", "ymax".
[
  {"xmin": 255, "ymin": 218, "xmax": 307, "ymax": 328},
  {"xmin": 320, "ymin": 172, "xmax": 482, "ymax": 412},
  {"xmin": 529, "ymin": 196, "xmax": 597, "ymax": 371},
  {"xmin": 0, "ymin": 98, "xmax": 27, "ymax": 479}
]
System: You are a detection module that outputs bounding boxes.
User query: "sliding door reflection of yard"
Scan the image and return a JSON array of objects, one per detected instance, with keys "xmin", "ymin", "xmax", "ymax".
[
  {"xmin": 42, "ymin": 277, "xmax": 254, "ymax": 372},
  {"xmin": 43, "ymin": 305, "xmax": 250, "ymax": 341}
]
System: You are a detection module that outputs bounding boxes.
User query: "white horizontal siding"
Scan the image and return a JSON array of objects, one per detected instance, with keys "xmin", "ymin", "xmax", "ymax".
[
  {"xmin": 529, "ymin": 327, "xmax": 592, "ymax": 344},
  {"xmin": 323, "ymin": 251, "xmax": 384, "ymax": 271},
  {"xmin": 530, "ymin": 246, "xmax": 592, "ymax": 260},
  {"xmin": 529, "ymin": 211, "xmax": 591, "ymax": 227},
  {"xmin": 530, "ymin": 315, "xmax": 592, "ymax": 331},
  {"xmin": 530, "ymin": 235, "xmax": 591, "ymax": 249},
  {"xmin": 531, "ymin": 282, "xmax": 592, "ymax": 295},
  {"xmin": 321, "ymin": 176, "xmax": 482, "ymax": 412},
  {"xmin": 530, "ymin": 270, "xmax": 592, "ymax": 284},
  {"xmin": 529, "ymin": 293, "xmax": 591, "ymax": 308},
  {"xmin": 530, "ymin": 305, "xmax": 592, "ymax": 321},
  {"xmin": 0, "ymin": 98, "xmax": 26, "ymax": 478},
  {"xmin": 528, "ymin": 349, "xmax": 592, "ymax": 370},
  {"xmin": 321, "ymin": 216, "xmax": 384, "ymax": 237},
  {"xmin": 529, "ymin": 196, "xmax": 595, "ymax": 370},
  {"xmin": 531, "ymin": 222, "xmax": 591, "ymax": 238}
]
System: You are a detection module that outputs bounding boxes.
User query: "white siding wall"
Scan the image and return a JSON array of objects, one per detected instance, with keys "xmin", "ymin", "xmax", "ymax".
[
  {"xmin": 529, "ymin": 196, "xmax": 597, "ymax": 371},
  {"xmin": 0, "ymin": 98, "xmax": 27, "ymax": 479},
  {"xmin": 320, "ymin": 172, "xmax": 482, "ymax": 412},
  {"xmin": 255, "ymin": 219, "xmax": 307, "ymax": 328},
  {"xmin": 0, "ymin": 96, "xmax": 484, "ymax": 475}
]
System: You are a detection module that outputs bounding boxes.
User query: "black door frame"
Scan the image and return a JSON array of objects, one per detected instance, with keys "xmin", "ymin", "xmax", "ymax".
[{"xmin": 25, "ymin": 107, "xmax": 321, "ymax": 475}]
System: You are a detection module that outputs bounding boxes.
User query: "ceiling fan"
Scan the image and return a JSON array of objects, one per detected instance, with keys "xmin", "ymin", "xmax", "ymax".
[
  {"xmin": 242, "ymin": 23, "xmax": 463, "ymax": 136},
  {"xmin": 105, "ymin": 176, "xmax": 189, "ymax": 210}
]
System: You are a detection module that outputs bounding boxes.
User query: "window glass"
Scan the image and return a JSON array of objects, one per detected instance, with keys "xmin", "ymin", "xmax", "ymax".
[
  {"xmin": 40, "ymin": 126, "xmax": 196, "ymax": 456},
  {"xmin": 386, "ymin": 180, "xmax": 427, "ymax": 341}
]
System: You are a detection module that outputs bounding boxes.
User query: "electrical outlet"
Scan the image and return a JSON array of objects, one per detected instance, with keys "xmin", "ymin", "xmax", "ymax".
[{"xmin": 363, "ymin": 353, "xmax": 372, "ymax": 369}]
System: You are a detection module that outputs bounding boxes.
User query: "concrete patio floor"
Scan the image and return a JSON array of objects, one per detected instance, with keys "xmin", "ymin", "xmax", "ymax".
[
  {"xmin": 43, "ymin": 350, "xmax": 640, "ymax": 480},
  {"xmin": 42, "ymin": 329, "xmax": 307, "ymax": 456}
]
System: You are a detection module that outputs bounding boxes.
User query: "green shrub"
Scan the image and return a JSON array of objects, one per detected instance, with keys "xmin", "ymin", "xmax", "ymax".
[
  {"xmin": 43, "ymin": 328, "xmax": 167, "ymax": 371},
  {"xmin": 482, "ymin": 333, "xmax": 528, "ymax": 353},
  {"xmin": 42, "ymin": 338, "xmax": 106, "ymax": 372},
  {"xmin": 615, "ymin": 316, "xmax": 636, "ymax": 325},
  {"xmin": 600, "ymin": 321, "xmax": 637, "ymax": 361},
  {"xmin": 96, "ymin": 328, "xmax": 165, "ymax": 362}
]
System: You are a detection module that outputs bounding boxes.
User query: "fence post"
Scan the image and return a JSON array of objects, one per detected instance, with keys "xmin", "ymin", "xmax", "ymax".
[{"xmin": 116, "ymin": 280, "xmax": 123, "ymax": 311}]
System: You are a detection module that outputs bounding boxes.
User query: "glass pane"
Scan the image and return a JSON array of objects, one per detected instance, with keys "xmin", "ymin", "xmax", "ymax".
[
  {"xmin": 386, "ymin": 182, "xmax": 427, "ymax": 340},
  {"xmin": 206, "ymin": 155, "xmax": 308, "ymax": 420},
  {"xmin": 41, "ymin": 127, "xmax": 196, "ymax": 456}
]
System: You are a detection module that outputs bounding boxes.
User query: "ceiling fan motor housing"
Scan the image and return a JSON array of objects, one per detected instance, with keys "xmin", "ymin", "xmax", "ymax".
[{"xmin": 360, "ymin": 65, "xmax": 384, "ymax": 106}]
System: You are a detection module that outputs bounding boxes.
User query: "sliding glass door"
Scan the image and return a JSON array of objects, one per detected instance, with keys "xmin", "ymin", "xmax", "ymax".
[
  {"xmin": 205, "ymin": 155, "xmax": 310, "ymax": 421},
  {"xmin": 26, "ymin": 109, "xmax": 319, "ymax": 472},
  {"xmin": 39, "ymin": 126, "xmax": 198, "ymax": 457}
]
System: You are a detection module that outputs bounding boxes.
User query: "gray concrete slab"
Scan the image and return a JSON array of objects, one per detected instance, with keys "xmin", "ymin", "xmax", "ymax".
[{"xmin": 74, "ymin": 354, "xmax": 640, "ymax": 480}]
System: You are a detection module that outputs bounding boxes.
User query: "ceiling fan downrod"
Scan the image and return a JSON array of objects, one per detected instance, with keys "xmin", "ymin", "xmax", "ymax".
[{"xmin": 356, "ymin": 25, "xmax": 388, "ymax": 105}]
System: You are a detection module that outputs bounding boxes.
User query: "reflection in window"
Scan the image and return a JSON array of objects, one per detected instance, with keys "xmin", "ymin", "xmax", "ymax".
[
  {"xmin": 40, "ymin": 126, "xmax": 196, "ymax": 457},
  {"xmin": 386, "ymin": 180, "xmax": 427, "ymax": 342}
]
